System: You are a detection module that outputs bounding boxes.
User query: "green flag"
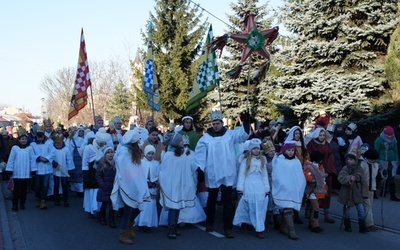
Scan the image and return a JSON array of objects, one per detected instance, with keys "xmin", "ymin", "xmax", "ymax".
[{"xmin": 186, "ymin": 25, "xmax": 219, "ymax": 112}]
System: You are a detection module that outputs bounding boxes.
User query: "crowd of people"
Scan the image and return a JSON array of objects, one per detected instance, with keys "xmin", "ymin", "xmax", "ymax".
[{"xmin": 0, "ymin": 111, "xmax": 399, "ymax": 245}]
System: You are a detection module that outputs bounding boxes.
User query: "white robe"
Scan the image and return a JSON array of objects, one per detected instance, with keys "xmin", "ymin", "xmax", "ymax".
[
  {"xmin": 134, "ymin": 158, "xmax": 160, "ymax": 227},
  {"xmin": 31, "ymin": 140, "xmax": 54, "ymax": 175},
  {"xmin": 6, "ymin": 145, "xmax": 37, "ymax": 178},
  {"xmin": 271, "ymin": 154, "xmax": 306, "ymax": 211},
  {"xmin": 233, "ymin": 156, "xmax": 270, "ymax": 232},
  {"xmin": 111, "ymin": 145, "xmax": 150, "ymax": 210},
  {"xmin": 194, "ymin": 127, "xmax": 249, "ymax": 188},
  {"xmin": 159, "ymin": 150, "xmax": 196, "ymax": 210}
]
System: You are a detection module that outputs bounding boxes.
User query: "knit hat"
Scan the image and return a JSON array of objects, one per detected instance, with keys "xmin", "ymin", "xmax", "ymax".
[
  {"xmin": 363, "ymin": 149, "xmax": 379, "ymax": 160},
  {"xmin": 269, "ymin": 120, "xmax": 276, "ymax": 126},
  {"xmin": 95, "ymin": 115, "xmax": 103, "ymax": 123},
  {"xmin": 310, "ymin": 151, "xmax": 324, "ymax": 163},
  {"xmin": 262, "ymin": 140, "xmax": 275, "ymax": 153},
  {"xmin": 122, "ymin": 129, "xmax": 140, "ymax": 144},
  {"xmin": 384, "ymin": 126, "xmax": 394, "ymax": 136},
  {"xmin": 102, "ymin": 146, "xmax": 114, "ymax": 155},
  {"xmin": 170, "ymin": 133, "xmax": 183, "ymax": 147},
  {"xmin": 248, "ymin": 138, "xmax": 261, "ymax": 150},
  {"xmin": 360, "ymin": 143, "xmax": 370, "ymax": 152},
  {"xmin": 144, "ymin": 145, "xmax": 156, "ymax": 156},
  {"xmin": 95, "ymin": 127, "xmax": 108, "ymax": 143},
  {"xmin": 346, "ymin": 153, "xmax": 358, "ymax": 161},
  {"xmin": 281, "ymin": 140, "xmax": 296, "ymax": 153}
]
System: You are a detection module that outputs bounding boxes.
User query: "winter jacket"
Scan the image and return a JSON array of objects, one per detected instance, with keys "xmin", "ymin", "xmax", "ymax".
[
  {"xmin": 337, "ymin": 164, "xmax": 369, "ymax": 207},
  {"xmin": 95, "ymin": 157, "xmax": 116, "ymax": 202}
]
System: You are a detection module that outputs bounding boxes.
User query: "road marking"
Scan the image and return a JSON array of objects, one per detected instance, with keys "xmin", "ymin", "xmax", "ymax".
[{"xmin": 194, "ymin": 224, "xmax": 225, "ymax": 238}]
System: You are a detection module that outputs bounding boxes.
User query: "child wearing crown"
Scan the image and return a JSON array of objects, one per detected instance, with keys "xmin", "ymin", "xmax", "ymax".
[{"xmin": 52, "ymin": 134, "xmax": 74, "ymax": 207}]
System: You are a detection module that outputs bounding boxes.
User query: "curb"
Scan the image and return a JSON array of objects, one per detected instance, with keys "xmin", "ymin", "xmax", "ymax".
[{"xmin": 0, "ymin": 180, "xmax": 13, "ymax": 250}]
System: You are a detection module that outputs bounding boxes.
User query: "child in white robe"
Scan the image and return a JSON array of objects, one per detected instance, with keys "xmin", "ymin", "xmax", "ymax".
[
  {"xmin": 159, "ymin": 133, "xmax": 197, "ymax": 239},
  {"xmin": 135, "ymin": 145, "xmax": 160, "ymax": 232},
  {"xmin": 233, "ymin": 138, "xmax": 270, "ymax": 239}
]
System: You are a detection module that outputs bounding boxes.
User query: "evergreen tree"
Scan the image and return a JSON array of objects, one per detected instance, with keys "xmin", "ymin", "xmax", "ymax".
[
  {"xmin": 209, "ymin": 0, "xmax": 274, "ymax": 119},
  {"xmin": 105, "ymin": 82, "xmax": 132, "ymax": 125},
  {"xmin": 148, "ymin": 0, "xmax": 207, "ymax": 121},
  {"xmin": 271, "ymin": 0, "xmax": 399, "ymax": 128}
]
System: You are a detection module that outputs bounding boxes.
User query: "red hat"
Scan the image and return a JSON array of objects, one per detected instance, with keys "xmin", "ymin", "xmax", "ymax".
[{"xmin": 384, "ymin": 126, "xmax": 394, "ymax": 136}]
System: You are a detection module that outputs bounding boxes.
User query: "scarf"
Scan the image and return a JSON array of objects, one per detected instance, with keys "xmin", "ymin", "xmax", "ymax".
[{"xmin": 379, "ymin": 131, "xmax": 397, "ymax": 152}]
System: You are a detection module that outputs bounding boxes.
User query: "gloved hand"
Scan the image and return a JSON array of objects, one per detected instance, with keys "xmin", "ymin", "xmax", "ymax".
[
  {"xmin": 36, "ymin": 156, "xmax": 41, "ymax": 162},
  {"xmin": 237, "ymin": 191, "xmax": 243, "ymax": 198},
  {"xmin": 240, "ymin": 111, "xmax": 251, "ymax": 123},
  {"xmin": 52, "ymin": 161, "xmax": 59, "ymax": 169},
  {"xmin": 337, "ymin": 137, "xmax": 346, "ymax": 147}
]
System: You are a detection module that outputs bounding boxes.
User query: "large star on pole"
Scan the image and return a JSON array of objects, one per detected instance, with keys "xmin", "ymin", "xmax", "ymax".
[{"xmin": 230, "ymin": 13, "xmax": 279, "ymax": 65}]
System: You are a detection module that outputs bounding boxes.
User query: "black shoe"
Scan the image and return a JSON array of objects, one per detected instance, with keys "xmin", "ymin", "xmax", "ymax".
[
  {"xmin": 224, "ymin": 230, "xmax": 234, "ymax": 238},
  {"xmin": 12, "ymin": 206, "xmax": 18, "ymax": 211},
  {"xmin": 390, "ymin": 196, "xmax": 400, "ymax": 202},
  {"xmin": 310, "ymin": 226, "xmax": 323, "ymax": 233}
]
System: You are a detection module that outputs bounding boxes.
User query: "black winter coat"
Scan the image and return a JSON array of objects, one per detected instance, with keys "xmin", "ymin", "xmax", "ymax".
[{"xmin": 95, "ymin": 158, "xmax": 116, "ymax": 202}]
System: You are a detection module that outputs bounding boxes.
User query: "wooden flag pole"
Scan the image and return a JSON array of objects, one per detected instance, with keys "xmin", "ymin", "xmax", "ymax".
[{"xmin": 89, "ymin": 85, "xmax": 96, "ymax": 125}]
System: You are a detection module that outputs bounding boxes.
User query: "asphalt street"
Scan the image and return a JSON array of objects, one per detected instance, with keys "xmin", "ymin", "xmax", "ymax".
[{"xmin": 1, "ymin": 180, "xmax": 399, "ymax": 250}]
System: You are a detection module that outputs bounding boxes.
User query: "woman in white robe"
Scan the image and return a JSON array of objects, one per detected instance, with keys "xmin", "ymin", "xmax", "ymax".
[{"xmin": 111, "ymin": 129, "xmax": 150, "ymax": 245}]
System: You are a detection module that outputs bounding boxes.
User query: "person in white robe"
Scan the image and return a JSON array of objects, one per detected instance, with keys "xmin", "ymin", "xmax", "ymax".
[
  {"xmin": 111, "ymin": 129, "xmax": 150, "ymax": 245},
  {"xmin": 82, "ymin": 128, "xmax": 108, "ymax": 216},
  {"xmin": 193, "ymin": 110, "xmax": 251, "ymax": 238},
  {"xmin": 233, "ymin": 138, "xmax": 270, "ymax": 239},
  {"xmin": 67, "ymin": 126, "xmax": 85, "ymax": 195},
  {"xmin": 135, "ymin": 145, "xmax": 160, "ymax": 232},
  {"xmin": 159, "ymin": 133, "xmax": 197, "ymax": 239},
  {"xmin": 272, "ymin": 141, "xmax": 306, "ymax": 240}
]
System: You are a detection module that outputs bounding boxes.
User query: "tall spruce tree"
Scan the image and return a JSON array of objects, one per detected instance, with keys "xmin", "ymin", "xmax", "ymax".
[
  {"xmin": 270, "ymin": 0, "xmax": 399, "ymax": 128},
  {"xmin": 208, "ymin": 0, "xmax": 274, "ymax": 119},
  {"xmin": 147, "ymin": 0, "xmax": 207, "ymax": 121},
  {"xmin": 105, "ymin": 82, "xmax": 132, "ymax": 125}
]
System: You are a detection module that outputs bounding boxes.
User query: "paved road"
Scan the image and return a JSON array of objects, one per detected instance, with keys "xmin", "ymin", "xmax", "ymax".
[{"xmin": 1, "ymin": 180, "xmax": 399, "ymax": 250}]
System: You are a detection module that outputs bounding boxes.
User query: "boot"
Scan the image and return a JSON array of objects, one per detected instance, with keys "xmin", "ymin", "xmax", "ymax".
[
  {"xmin": 324, "ymin": 212, "xmax": 336, "ymax": 223},
  {"xmin": 40, "ymin": 200, "xmax": 47, "ymax": 210},
  {"xmin": 358, "ymin": 219, "xmax": 369, "ymax": 233},
  {"xmin": 293, "ymin": 210, "xmax": 303, "ymax": 224},
  {"xmin": 266, "ymin": 211, "xmax": 274, "ymax": 225},
  {"xmin": 35, "ymin": 199, "xmax": 41, "ymax": 208},
  {"xmin": 100, "ymin": 211, "xmax": 107, "ymax": 226},
  {"xmin": 127, "ymin": 221, "xmax": 136, "ymax": 238},
  {"xmin": 273, "ymin": 214, "xmax": 280, "ymax": 230},
  {"xmin": 344, "ymin": 218, "xmax": 352, "ymax": 232},
  {"xmin": 285, "ymin": 216, "xmax": 299, "ymax": 240},
  {"xmin": 309, "ymin": 210, "xmax": 323, "ymax": 233},
  {"xmin": 167, "ymin": 225, "xmax": 177, "ymax": 239},
  {"xmin": 109, "ymin": 211, "xmax": 116, "ymax": 228},
  {"xmin": 279, "ymin": 215, "xmax": 288, "ymax": 235},
  {"xmin": 389, "ymin": 183, "xmax": 400, "ymax": 201},
  {"xmin": 119, "ymin": 230, "xmax": 133, "ymax": 244}
]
